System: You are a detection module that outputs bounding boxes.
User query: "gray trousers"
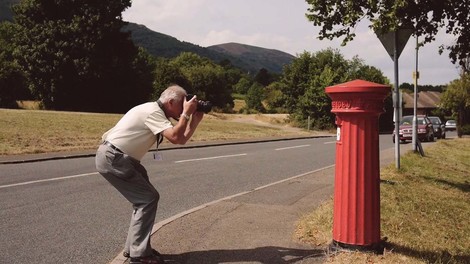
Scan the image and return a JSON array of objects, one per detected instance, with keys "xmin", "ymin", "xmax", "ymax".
[{"xmin": 95, "ymin": 144, "xmax": 160, "ymax": 258}]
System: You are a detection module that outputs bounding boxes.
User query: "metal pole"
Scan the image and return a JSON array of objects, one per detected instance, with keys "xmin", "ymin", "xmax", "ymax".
[
  {"xmin": 412, "ymin": 34, "xmax": 419, "ymax": 151},
  {"xmin": 394, "ymin": 31, "xmax": 401, "ymax": 169}
]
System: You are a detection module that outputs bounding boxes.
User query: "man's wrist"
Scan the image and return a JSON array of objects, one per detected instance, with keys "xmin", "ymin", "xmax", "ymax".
[{"xmin": 180, "ymin": 113, "xmax": 190, "ymax": 121}]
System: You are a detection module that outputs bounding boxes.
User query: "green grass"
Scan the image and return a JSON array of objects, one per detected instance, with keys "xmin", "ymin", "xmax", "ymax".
[
  {"xmin": 296, "ymin": 138, "xmax": 470, "ymax": 263},
  {"xmin": 0, "ymin": 108, "xmax": 311, "ymax": 155}
]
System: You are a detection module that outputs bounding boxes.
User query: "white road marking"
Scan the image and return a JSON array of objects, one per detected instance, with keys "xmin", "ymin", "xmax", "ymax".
[
  {"xmin": 174, "ymin": 153, "xmax": 247, "ymax": 163},
  {"xmin": 275, "ymin": 144, "xmax": 310, "ymax": 151},
  {"xmin": 0, "ymin": 172, "xmax": 98, "ymax": 189},
  {"xmin": 324, "ymin": 141, "xmax": 336, "ymax": 144}
]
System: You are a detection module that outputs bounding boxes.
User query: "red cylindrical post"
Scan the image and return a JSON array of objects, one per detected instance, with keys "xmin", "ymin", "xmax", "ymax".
[{"xmin": 325, "ymin": 79, "xmax": 390, "ymax": 252}]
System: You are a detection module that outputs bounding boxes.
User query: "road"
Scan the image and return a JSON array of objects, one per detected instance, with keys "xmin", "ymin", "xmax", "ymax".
[{"xmin": 0, "ymin": 133, "xmax": 446, "ymax": 264}]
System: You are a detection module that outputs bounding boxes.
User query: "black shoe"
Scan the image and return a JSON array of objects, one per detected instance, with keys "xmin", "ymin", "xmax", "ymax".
[
  {"xmin": 129, "ymin": 254, "xmax": 164, "ymax": 264},
  {"xmin": 123, "ymin": 249, "xmax": 162, "ymax": 258}
]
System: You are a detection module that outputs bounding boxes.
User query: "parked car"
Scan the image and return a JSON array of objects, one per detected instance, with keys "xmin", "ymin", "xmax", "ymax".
[
  {"xmin": 428, "ymin": 116, "xmax": 446, "ymax": 139},
  {"xmin": 392, "ymin": 115, "xmax": 434, "ymax": 143},
  {"xmin": 445, "ymin": 120, "xmax": 457, "ymax": 131}
]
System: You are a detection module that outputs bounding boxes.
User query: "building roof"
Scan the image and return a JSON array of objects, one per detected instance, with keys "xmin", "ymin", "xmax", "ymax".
[{"xmin": 402, "ymin": 91, "xmax": 441, "ymax": 109}]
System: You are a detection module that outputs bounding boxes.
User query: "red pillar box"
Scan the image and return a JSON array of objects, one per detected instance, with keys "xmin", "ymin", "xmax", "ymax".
[{"xmin": 325, "ymin": 79, "xmax": 390, "ymax": 252}]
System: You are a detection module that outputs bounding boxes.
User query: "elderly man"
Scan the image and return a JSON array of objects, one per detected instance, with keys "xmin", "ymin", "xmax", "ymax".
[{"xmin": 95, "ymin": 85, "xmax": 204, "ymax": 264}]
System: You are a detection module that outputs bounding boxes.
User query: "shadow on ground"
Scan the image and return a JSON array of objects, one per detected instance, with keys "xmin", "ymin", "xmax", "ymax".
[
  {"xmin": 387, "ymin": 242, "xmax": 470, "ymax": 264},
  {"xmin": 162, "ymin": 246, "xmax": 326, "ymax": 264}
]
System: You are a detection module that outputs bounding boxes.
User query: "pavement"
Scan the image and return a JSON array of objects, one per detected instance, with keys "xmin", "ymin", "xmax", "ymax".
[{"xmin": 2, "ymin": 135, "xmax": 419, "ymax": 264}]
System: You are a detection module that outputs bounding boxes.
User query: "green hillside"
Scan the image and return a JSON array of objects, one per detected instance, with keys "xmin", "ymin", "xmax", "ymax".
[
  {"xmin": 123, "ymin": 23, "xmax": 294, "ymax": 74},
  {"xmin": 207, "ymin": 42, "xmax": 295, "ymax": 73},
  {"xmin": 1, "ymin": 1, "xmax": 295, "ymax": 74}
]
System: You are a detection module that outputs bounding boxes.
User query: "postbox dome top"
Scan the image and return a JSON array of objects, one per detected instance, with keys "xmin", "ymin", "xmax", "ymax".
[{"xmin": 325, "ymin": 79, "xmax": 390, "ymax": 94}]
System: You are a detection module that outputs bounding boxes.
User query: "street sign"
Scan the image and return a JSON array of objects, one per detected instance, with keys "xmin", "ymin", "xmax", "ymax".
[
  {"xmin": 377, "ymin": 28, "xmax": 414, "ymax": 61},
  {"xmin": 375, "ymin": 27, "xmax": 413, "ymax": 169}
]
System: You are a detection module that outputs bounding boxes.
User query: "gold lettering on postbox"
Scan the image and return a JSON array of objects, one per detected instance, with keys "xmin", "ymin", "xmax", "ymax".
[
  {"xmin": 332, "ymin": 99, "xmax": 382, "ymax": 111},
  {"xmin": 332, "ymin": 100, "xmax": 351, "ymax": 109}
]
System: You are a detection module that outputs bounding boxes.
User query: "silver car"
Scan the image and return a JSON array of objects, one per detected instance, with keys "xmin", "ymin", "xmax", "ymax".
[{"xmin": 445, "ymin": 120, "xmax": 457, "ymax": 131}]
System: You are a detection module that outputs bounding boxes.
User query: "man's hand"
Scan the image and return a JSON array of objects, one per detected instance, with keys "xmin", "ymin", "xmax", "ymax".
[{"xmin": 183, "ymin": 95, "xmax": 198, "ymax": 115}]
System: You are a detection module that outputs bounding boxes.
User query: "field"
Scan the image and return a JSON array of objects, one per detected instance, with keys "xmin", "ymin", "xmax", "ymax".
[{"xmin": 0, "ymin": 108, "xmax": 317, "ymax": 156}]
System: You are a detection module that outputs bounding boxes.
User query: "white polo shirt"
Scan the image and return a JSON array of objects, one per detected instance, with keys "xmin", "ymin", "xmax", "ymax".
[{"xmin": 102, "ymin": 102, "xmax": 173, "ymax": 160}]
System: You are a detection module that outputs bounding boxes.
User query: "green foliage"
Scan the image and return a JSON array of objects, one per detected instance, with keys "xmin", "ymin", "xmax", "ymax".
[
  {"xmin": 0, "ymin": 21, "xmax": 28, "ymax": 108},
  {"xmin": 305, "ymin": 0, "xmax": 470, "ymax": 69},
  {"xmin": 152, "ymin": 57, "xmax": 188, "ymax": 100},
  {"xmin": 233, "ymin": 77, "xmax": 252, "ymax": 94},
  {"xmin": 231, "ymin": 93, "xmax": 245, "ymax": 100},
  {"xmin": 12, "ymin": 0, "xmax": 153, "ymax": 113},
  {"xmin": 440, "ymin": 75, "xmax": 470, "ymax": 113},
  {"xmin": 153, "ymin": 52, "xmax": 234, "ymax": 111},
  {"xmin": 265, "ymin": 81, "xmax": 288, "ymax": 112},
  {"xmin": 461, "ymin": 124, "xmax": 470, "ymax": 135},
  {"xmin": 400, "ymin": 82, "xmax": 445, "ymax": 92},
  {"xmin": 254, "ymin": 68, "xmax": 272, "ymax": 86},
  {"xmin": 440, "ymin": 74, "xmax": 470, "ymax": 137},
  {"xmin": 245, "ymin": 82, "xmax": 265, "ymax": 112},
  {"xmin": 280, "ymin": 48, "xmax": 389, "ymax": 129}
]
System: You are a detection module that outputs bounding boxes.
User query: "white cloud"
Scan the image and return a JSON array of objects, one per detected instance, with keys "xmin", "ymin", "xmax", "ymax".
[{"xmin": 123, "ymin": 0, "xmax": 460, "ymax": 85}]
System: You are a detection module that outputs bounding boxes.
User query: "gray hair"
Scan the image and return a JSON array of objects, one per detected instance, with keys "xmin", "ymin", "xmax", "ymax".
[{"xmin": 158, "ymin": 85, "xmax": 187, "ymax": 103}]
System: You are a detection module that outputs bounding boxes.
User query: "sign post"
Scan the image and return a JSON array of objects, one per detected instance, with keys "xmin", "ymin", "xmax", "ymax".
[
  {"xmin": 412, "ymin": 34, "xmax": 419, "ymax": 152},
  {"xmin": 376, "ymin": 27, "xmax": 413, "ymax": 169}
]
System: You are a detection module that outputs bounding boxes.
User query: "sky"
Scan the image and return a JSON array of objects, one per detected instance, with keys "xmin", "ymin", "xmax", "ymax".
[{"xmin": 122, "ymin": 0, "xmax": 460, "ymax": 86}]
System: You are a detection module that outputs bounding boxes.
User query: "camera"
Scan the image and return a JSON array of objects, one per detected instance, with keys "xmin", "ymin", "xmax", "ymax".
[{"xmin": 186, "ymin": 94, "xmax": 212, "ymax": 113}]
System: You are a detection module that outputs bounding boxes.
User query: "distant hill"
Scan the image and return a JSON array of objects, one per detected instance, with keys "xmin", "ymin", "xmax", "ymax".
[
  {"xmin": 123, "ymin": 23, "xmax": 294, "ymax": 74},
  {"xmin": 1, "ymin": 1, "xmax": 295, "ymax": 74},
  {"xmin": 207, "ymin": 42, "xmax": 295, "ymax": 73}
]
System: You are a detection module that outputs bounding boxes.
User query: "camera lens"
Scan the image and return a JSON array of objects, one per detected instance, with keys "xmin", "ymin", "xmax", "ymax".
[
  {"xmin": 197, "ymin": 101, "xmax": 212, "ymax": 113},
  {"xmin": 186, "ymin": 94, "xmax": 212, "ymax": 113}
]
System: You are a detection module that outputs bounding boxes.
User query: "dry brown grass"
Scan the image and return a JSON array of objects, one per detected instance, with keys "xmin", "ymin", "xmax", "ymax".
[
  {"xmin": 296, "ymin": 138, "xmax": 470, "ymax": 264},
  {"xmin": 0, "ymin": 109, "xmax": 317, "ymax": 156}
]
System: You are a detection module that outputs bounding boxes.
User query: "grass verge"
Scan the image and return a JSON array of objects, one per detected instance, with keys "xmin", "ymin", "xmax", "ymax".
[
  {"xmin": 296, "ymin": 138, "xmax": 470, "ymax": 264},
  {"xmin": 0, "ymin": 109, "xmax": 314, "ymax": 156}
]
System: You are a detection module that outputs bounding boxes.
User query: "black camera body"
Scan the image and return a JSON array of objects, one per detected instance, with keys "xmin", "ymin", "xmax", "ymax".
[{"xmin": 186, "ymin": 94, "xmax": 212, "ymax": 113}]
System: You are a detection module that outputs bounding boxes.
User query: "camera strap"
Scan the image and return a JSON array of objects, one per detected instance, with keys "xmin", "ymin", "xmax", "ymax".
[
  {"xmin": 153, "ymin": 133, "xmax": 164, "ymax": 161},
  {"xmin": 154, "ymin": 99, "xmax": 165, "ymax": 161},
  {"xmin": 156, "ymin": 133, "xmax": 163, "ymax": 148}
]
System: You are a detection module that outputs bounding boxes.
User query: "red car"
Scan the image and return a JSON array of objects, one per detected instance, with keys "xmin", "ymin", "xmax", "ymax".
[{"xmin": 393, "ymin": 115, "xmax": 435, "ymax": 143}]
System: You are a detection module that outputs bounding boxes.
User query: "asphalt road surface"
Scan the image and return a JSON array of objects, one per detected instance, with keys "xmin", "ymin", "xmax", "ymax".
[{"xmin": 0, "ymin": 134, "xmax": 441, "ymax": 264}]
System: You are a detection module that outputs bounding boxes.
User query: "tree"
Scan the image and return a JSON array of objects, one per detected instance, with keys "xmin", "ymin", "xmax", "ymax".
[
  {"xmin": 400, "ymin": 82, "xmax": 444, "ymax": 92},
  {"xmin": 245, "ymin": 82, "xmax": 265, "ymax": 112},
  {"xmin": 152, "ymin": 57, "xmax": 188, "ymax": 100},
  {"xmin": 169, "ymin": 52, "xmax": 234, "ymax": 111},
  {"xmin": 233, "ymin": 77, "xmax": 252, "ymax": 94},
  {"xmin": 281, "ymin": 48, "xmax": 388, "ymax": 129},
  {"xmin": 13, "ymin": 0, "xmax": 153, "ymax": 113},
  {"xmin": 305, "ymin": 0, "xmax": 470, "ymax": 68},
  {"xmin": 0, "ymin": 21, "xmax": 28, "ymax": 108},
  {"xmin": 254, "ymin": 68, "xmax": 271, "ymax": 87},
  {"xmin": 440, "ymin": 74, "xmax": 470, "ymax": 137},
  {"xmin": 265, "ymin": 81, "xmax": 288, "ymax": 112},
  {"xmin": 281, "ymin": 49, "xmax": 350, "ymax": 128}
]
